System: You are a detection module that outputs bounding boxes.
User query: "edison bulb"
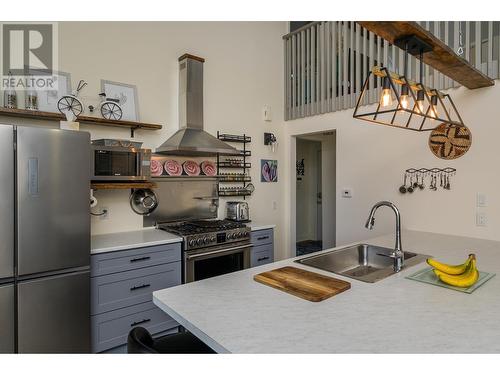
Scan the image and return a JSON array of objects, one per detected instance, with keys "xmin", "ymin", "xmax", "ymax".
[
  {"xmin": 400, "ymin": 94, "xmax": 409, "ymax": 109},
  {"xmin": 380, "ymin": 88, "xmax": 392, "ymax": 107},
  {"xmin": 416, "ymin": 100, "xmax": 424, "ymax": 114},
  {"xmin": 400, "ymin": 84, "xmax": 410, "ymax": 109}
]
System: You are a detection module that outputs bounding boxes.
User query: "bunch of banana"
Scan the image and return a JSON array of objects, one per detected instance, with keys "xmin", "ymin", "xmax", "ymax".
[{"xmin": 426, "ymin": 254, "xmax": 479, "ymax": 288}]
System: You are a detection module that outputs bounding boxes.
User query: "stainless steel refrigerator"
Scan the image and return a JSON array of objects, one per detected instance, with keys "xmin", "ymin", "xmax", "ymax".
[{"xmin": 0, "ymin": 125, "xmax": 90, "ymax": 353}]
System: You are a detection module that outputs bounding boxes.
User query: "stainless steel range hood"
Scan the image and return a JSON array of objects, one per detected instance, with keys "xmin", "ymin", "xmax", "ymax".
[{"xmin": 155, "ymin": 54, "xmax": 239, "ymax": 156}]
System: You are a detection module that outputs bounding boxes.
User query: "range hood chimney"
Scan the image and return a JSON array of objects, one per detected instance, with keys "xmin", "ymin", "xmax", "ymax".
[{"xmin": 155, "ymin": 54, "xmax": 239, "ymax": 156}]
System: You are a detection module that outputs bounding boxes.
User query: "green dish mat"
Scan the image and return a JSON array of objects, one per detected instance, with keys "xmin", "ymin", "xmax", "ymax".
[{"xmin": 406, "ymin": 267, "xmax": 495, "ymax": 294}]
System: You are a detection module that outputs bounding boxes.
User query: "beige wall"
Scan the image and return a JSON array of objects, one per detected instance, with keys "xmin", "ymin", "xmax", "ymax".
[
  {"xmin": 284, "ymin": 83, "xmax": 500, "ymax": 258},
  {"xmin": 0, "ymin": 22, "xmax": 289, "ymax": 259}
]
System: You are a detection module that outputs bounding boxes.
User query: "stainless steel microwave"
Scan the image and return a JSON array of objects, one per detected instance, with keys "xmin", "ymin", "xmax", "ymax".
[{"xmin": 91, "ymin": 145, "xmax": 151, "ymax": 181}]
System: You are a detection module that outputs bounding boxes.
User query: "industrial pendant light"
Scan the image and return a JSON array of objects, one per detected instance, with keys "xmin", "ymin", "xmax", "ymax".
[
  {"xmin": 353, "ymin": 35, "xmax": 466, "ymax": 132},
  {"xmin": 379, "ymin": 76, "xmax": 393, "ymax": 107}
]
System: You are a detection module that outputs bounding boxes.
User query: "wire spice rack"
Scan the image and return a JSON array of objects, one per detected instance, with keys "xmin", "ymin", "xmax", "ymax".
[{"xmin": 217, "ymin": 132, "xmax": 253, "ymax": 198}]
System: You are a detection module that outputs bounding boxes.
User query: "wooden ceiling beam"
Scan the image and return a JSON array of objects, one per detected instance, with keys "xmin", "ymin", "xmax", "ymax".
[{"xmin": 357, "ymin": 21, "xmax": 495, "ymax": 89}]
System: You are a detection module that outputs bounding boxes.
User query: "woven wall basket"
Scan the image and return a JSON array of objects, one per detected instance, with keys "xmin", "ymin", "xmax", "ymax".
[{"xmin": 428, "ymin": 123, "xmax": 472, "ymax": 160}]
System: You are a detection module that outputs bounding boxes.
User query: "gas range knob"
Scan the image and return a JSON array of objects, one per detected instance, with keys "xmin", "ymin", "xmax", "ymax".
[
  {"xmin": 203, "ymin": 236, "xmax": 211, "ymax": 244},
  {"xmin": 227, "ymin": 233, "xmax": 233, "ymax": 240},
  {"xmin": 189, "ymin": 239, "xmax": 196, "ymax": 247},
  {"xmin": 196, "ymin": 238, "xmax": 203, "ymax": 245}
]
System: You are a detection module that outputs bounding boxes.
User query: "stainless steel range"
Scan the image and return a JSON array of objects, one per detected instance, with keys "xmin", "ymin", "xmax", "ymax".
[{"xmin": 157, "ymin": 220, "xmax": 252, "ymax": 283}]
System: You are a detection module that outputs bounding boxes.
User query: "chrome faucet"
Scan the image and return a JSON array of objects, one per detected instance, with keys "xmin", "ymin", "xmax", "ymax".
[{"xmin": 365, "ymin": 201, "xmax": 404, "ymax": 272}]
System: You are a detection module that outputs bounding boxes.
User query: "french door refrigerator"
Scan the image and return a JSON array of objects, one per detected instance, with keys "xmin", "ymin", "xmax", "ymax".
[{"xmin": 0, "ymin": 125, "xmax": 91, "ymax": 353}]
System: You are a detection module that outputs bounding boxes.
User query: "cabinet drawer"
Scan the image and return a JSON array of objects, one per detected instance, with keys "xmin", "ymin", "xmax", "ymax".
[
  {"xmin": 251, "ymin": 243, "xmax": 274, "ymax": 267},
  {"xmin": 91, "ymin": 301, "xmax": 178, "ymax": 353},
  {"xmin": 250, "ymin": 229, "xmax": 273, "ymax": 246},
  {"xmin": 91, "ymin": 243, "xmax": 181, "ymax": 277},
  {"xmin": 91, "ymin": 263, "xmax": 181, "ymax": 315}
]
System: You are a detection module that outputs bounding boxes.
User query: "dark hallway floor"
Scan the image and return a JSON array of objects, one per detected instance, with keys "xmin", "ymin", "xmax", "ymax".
[{"xmin": 296, "ymin": 240, "xmax": 323, "ymax": 256}]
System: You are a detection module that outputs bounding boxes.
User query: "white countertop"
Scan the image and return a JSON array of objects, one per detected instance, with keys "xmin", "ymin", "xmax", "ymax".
[
  {"xmin": 248, "ymin": 223, "xmax": 276, "ymax": 231},
  {"xmin": 91, "ymin": 228, "xmax": 182, "ymax": 254},
  {"xmin": 153, "ymin": 230, "xmax": 500, "ymax": 353}
]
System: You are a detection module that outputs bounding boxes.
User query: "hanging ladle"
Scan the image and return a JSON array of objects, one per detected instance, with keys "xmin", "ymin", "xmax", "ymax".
[{"xmin": 399, "ymin": 173, "xmax": 408, "ymax": 194}]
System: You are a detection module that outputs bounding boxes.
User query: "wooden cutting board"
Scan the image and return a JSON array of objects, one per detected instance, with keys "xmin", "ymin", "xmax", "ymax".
[{"xmin": 253, "ymin": 266, "xmax": 351, "ymax": 302}]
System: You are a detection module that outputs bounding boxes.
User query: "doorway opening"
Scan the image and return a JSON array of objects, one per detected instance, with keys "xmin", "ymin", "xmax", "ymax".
[{"xmin": 295, "ymin": 132, "xmax": 336, "ymax": 256}]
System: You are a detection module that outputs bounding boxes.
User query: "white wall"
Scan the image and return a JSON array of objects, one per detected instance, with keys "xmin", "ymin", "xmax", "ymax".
[
  {"xmin": 284, "ymin": 83, "xmax": 500, "ymax": 258},
  {"xmin": 0, "ymin": 22, "xmax": 289, "ymax": 260}
]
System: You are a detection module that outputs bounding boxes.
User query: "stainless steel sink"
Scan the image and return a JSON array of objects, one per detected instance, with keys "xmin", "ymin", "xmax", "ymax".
[{"xmin": 295, "ymin": 244, "xmax": 430, "ymax": 283}]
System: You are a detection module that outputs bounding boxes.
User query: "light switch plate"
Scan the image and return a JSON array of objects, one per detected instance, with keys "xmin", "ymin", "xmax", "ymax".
[
  {"xmin": 476, "ymin": 212, "xmax": 487, "ymax": 227},
  {"xmin": 263, "ymin": 105, "xmax": 272, "ymax": 121},
  {"xmin": 476, "ymin": 193, "xmax": 487, "ymax": 207}
]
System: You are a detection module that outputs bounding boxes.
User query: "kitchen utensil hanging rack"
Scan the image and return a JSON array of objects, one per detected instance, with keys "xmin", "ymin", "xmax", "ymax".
[
  {"xmin": 399, "ymin": 167, "xmax": 456, "ymax": 194},
  {"xmin": 405, "ymin": 167, "xmax": 456, "ymax": 174},
  {"xmin": 217, "ymin": 131, "xmax": 252, "ymax": 199}
]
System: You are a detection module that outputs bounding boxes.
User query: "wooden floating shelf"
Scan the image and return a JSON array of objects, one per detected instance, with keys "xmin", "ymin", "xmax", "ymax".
[
  {"xmin": 91, "ymin": 181, "xmax": 157, "ymax": 190},
  {"xmin": 357, "ymin": 21, "xmax": 495, "ymax": 89},
  {"xmin": 0, "ymin": 107, "xmax": 162, "ymax": 132},
  {"xmin": 152, "ymin": 175, "xmax": 218, "ymax": 179}
]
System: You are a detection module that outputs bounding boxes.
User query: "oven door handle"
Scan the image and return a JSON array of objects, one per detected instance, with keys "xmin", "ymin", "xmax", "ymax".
[{"xmin": 186, "ymin": 244, "xmax": 253, "ymax": 261}]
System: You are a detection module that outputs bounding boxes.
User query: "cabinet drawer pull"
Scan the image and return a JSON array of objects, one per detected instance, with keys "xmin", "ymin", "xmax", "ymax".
[
  {"xmin": 130, "ymin": 318, "xmax": 151, "ymax": 327},
  {"xmin": 130, "ymin": 256, "xmax": 151, "ymax": 263},
  {"xmin": 257, "ymin": 236, "xmax": 269, "ymax": 241},
  {"xmin": 257, "ymin": 256, "xmax": 270, "ymax": 262},
  {"xmin": 130, "ymin": 283, "xmax": 151, "ymax": 291}
]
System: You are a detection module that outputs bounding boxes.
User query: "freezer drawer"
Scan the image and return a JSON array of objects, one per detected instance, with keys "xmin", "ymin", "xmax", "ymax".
[
  {"xmin": 0, "ymin": 283, "xmax": 15, "ymax": 353},
  {"xmin": 17, "ymin": 126, "xmax": 90, "ymax": 276},
  {"xmin": 17, "ymin": 270, "xmax": 90, "ymax": 353},
  {"xmin": 91, "ymin": 301, "xmax": 179, "ymax": 353},
  {"xmin": 91, "ymin": 262, "xmax": 181, "ymax": 315},
  {"xmin": 0, "ymin": 125, "xmax": 14, "ymax": 279}
]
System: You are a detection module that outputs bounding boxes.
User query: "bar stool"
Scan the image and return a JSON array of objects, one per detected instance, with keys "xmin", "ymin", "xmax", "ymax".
[{"xmin": 127, "ymin": 326, "xmax": 215, "ymax": 354}]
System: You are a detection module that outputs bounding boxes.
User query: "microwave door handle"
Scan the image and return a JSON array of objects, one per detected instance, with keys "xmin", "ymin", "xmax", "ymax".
[{"xmin": 186, "ymin": 244, "xmax": 253, "ymax": 261}]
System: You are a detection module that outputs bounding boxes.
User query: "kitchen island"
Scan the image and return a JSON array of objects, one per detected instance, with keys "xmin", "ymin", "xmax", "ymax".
[{"xmin": 153, "ymin": 230, "xmax": 500, "ymax": 353}]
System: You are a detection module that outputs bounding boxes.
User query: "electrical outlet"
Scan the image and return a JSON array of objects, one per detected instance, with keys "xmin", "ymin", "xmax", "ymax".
[
  {"xmin": 476, "ymin": 212, "xmax": 487, "ymax": 227},
  {"xmin": 100, "ymin": 207, "xmax": 109, "ymax": 220},
  {"xmin": 342, "ymin": 189, "xmax": 352, "ymax": 198},
  {"xmin": 476, "ymin": 193, "xmax": 487, "ymax": 207},
  {"xmin": 272, "ymin": 201, "xmax": 277, "ymax": 210}
]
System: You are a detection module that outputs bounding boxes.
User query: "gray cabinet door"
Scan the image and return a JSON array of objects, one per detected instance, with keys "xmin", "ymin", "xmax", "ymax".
[
  {"xmin": 250, "ymin": 229, "xmax": 274, "ymax": 247},
  {"xmin": 91, "ymin": 243, "xmax": 181, "ymax": 277},
  {"xmin": 0, "ymin": 283, "xmax": 15, "ymax": 353},
  {"xmin": 17, "ymin": 270, "xmax": 90, "ymax": 353},
  {"xmin": 251, "ymin": 243, "xmax": 274, "ymax": 267},
  {"xmin": 0, "ymin": 125, "xmax": 14, "ymax": 280},
  {"xmin": 17, "ymin": 127, "xmax": 90, "ymax": 276},
  {"xmin": 91, "ymin": 262, "xmax": 181, "ymax": 315}
]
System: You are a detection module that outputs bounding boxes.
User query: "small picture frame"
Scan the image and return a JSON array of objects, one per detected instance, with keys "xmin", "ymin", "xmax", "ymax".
[
  {"xmin": 261, "ymin": 159, "xmax": 278, "ymax": 182},
  {"xmin": 101, "ymin": 80, "xmax": 139, "ymax": 121},
  {"xmin": 34, "ymin": 70, "xmax": 72, "ymax": 112}
]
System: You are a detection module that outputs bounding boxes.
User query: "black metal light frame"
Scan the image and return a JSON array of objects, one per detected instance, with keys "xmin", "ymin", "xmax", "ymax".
[{"xmin": 353, "ymin": 36, "xmax": 466, "ymax": 132}]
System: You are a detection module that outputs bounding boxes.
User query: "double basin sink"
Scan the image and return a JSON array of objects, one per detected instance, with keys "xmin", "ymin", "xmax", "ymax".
[{"xmin": 295, "ymin": 244, "xmax": 429, "ymax": 283}]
